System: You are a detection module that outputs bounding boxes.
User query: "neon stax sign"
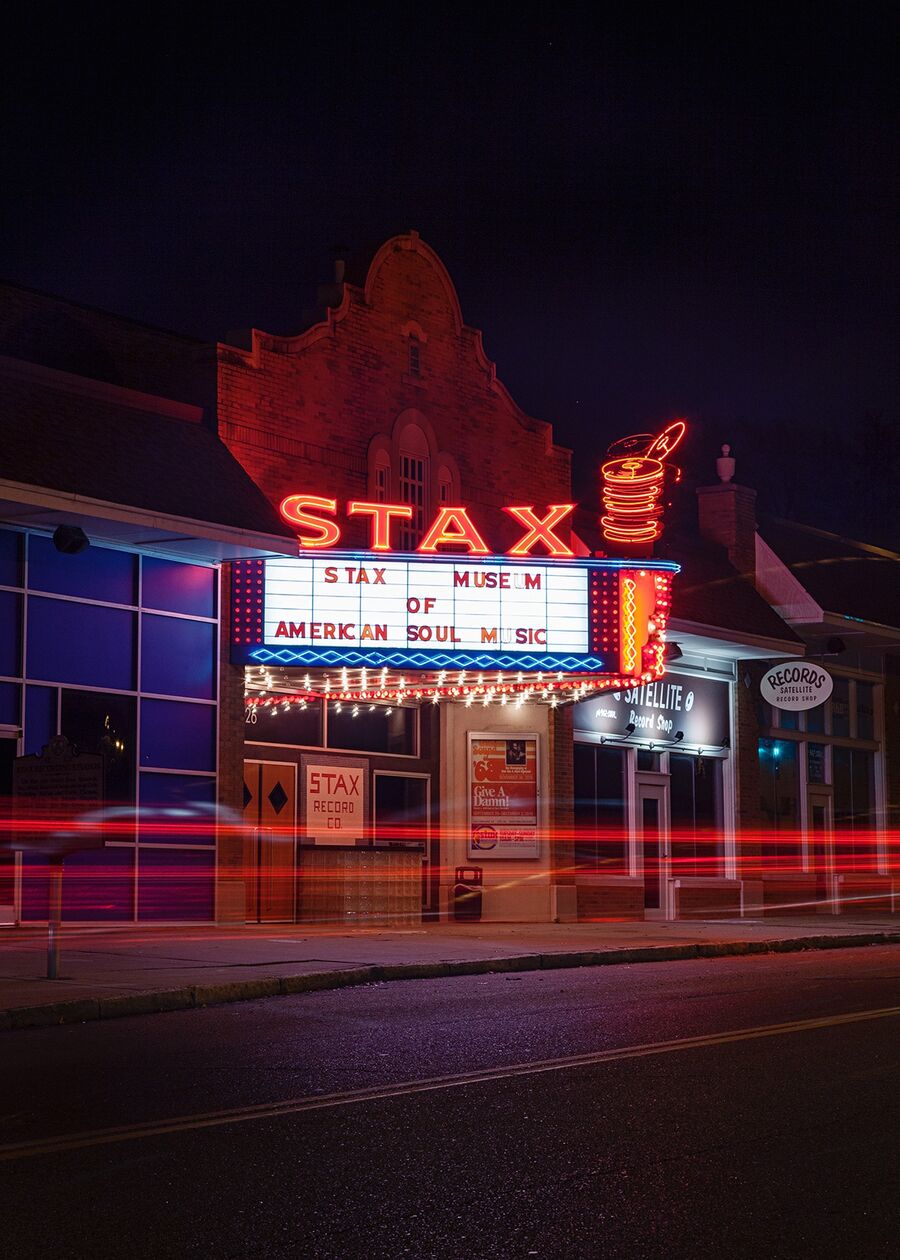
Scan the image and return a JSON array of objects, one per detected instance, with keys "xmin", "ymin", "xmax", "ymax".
[
  {"xmin": 279, "ymin": 496, "xmax": 578, "ymax": 557},
  {"xmin": 231, "ymin": 490, "xmax": 680, "ymax": 678}
]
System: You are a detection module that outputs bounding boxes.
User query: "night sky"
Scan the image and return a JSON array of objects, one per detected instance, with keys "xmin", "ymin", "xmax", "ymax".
[{"xmin": 3, "ymin": 7, "xmax": 897, "ymax": 544}]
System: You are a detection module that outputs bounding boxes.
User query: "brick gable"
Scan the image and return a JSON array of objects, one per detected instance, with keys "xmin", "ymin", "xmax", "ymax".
[{"xmin": 217, "ymin": 232, "xmax": 572, "ymax": 549}]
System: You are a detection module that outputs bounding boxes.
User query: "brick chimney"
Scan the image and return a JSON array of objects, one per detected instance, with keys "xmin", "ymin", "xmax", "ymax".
[{"xmin": 696, "ymin": 444, "xmax": 757, "ymax": 576}]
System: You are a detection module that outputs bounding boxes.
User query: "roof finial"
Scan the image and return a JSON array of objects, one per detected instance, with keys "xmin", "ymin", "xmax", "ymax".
[{"xmin": 716, "ymin": 443, "xmax": 735, "ymax": 483}]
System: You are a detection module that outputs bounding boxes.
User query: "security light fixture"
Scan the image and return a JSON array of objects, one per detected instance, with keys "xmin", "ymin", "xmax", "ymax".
[{"xmin": 52, "ymin": 524, "xmax": 89, "ymax": 555}]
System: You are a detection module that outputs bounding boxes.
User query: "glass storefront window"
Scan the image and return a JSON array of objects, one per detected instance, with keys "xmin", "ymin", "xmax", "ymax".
[
  {"xmin": 28, "ymin": 535, "xmax": 137, "ymax": 605},
  {"xmin": 141, "ymin": 556, "xmax": 216, "ymax": 618},
  {"xmin": 758, "ymin": 738, "xmax": 801, "ymax": 869},
  {"xmin": 856, "ymin": 683, "xmax": 875, "ymax": 740},
  {"xmin": 0, "ymin": 529, "xmax": 23, "ymax": 588},
  {"xmin": 573, "ymin": 744, "xmax": 628, "ymax": 872},
  {"xmin": 778, "ymin": 708, "xmax": 799, "ymax": 731},
  {"xmin": 669, "ymin": 753, "xmax": 724, "ymax": 877},
  {"xmin": 247, "ymin": 698, "xmax": 323, "ymax": 746},
  {"xmin": 61, "ymin": 689, "xmax": 137, "ymax": 802},
  {"xmin": 27, "ymin": 597, "xmax": 135, "ymax": 690},
  {"xmin": 327, "ymin": 702, "xmax": 417, "ymax": 755},
  {"xmin": 140, "ymin": 614, "xmax": 217, "ymax": 700},
  {"xmin": 807, "ymin": 742, "xmax": 827, "ymax": 785},
  {"xmin": 805, "ymin": 701, "xmax": 826, "ymax": 734},
  {"xmin": 0, "ymin": 591, "xmax": 22, "ymax": 677},
  {"xmin": 637, "ymin": 749, "xmax": 660, "ymax": 771},
  {"xmin": 833, "ymin": 747, "xmax": 877, "ymax": 874},
  {"xmin": 374, "ymin": 774, "xmax": 428, "ymax": 849},
  {"xmin": 140, "ymin": 698, "xmax": 216, "ymax": 772},
  {"xmin": 830, "ymin": 677, "xmax": 850, "ymax": 737},
  {"xmin": 0, "ymin": 681, "xmax": 19, "ymax": 726}
]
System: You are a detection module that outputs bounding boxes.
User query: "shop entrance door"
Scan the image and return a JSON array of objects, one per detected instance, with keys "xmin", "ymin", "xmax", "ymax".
[
  {"xmin": 637, "ymin": 782, "xmax": 670, "ymax": 918},
  {"xmin": 808, "ymin": 788, "xmax": 836, "ymax": 912},
  {"xmin": 0, "ymin": 734, "xmax": 19, "ymax": 925},
  {"xmin": 373, "ymin": 772, "xmax": 431, "ymax": 911},
  {"xmin": 243, "ymin": 761, "xmax": 297, "ymax": 922}
]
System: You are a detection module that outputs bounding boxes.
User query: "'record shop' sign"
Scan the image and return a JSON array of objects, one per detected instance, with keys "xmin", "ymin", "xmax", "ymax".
[
  {"xmin": 760, "ymin": 663, "xmax": 833, "ymax": 712},
  {"xmin": 573, "ymin": 672, "xmax": 730, "ymax": 748}
]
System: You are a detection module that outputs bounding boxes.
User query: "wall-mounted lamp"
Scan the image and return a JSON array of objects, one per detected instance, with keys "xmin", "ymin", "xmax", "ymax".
[
  {"xmin": 671, "ymin": 730, "xmax": 684, "ymax": 744},
  {"xmin": 623, "ymin": 722, "xmax": 636, "ymax": 738},
  {"xmin": 665, "ymin": 642, "xmax": 683, "ymax": 663},
  {"xmin": 720, "ymin": 736, "xmax": 730, "ymax": 750},
  {"xmin": 52, "ymin": 524, "xmax": 89, "ymax": 555}
]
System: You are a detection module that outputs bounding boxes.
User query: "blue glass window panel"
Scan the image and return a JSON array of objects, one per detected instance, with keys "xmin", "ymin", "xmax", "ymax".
[
  {"xmin": 141, "ymin": 614, "xmax": 216, "ymax": 700},
  {"xmin": 27, "ymin": 597, "xmax": 135, "ymax": 689},
  {"xmin": 21, "ymin": 852, "xmax": 50, "ymax": 921},
  {"xmin": 0, "ymin": 591, "xmax": 22, "ymax": 677},
  {"xmin": 28, "ymin": 535, "xmax": 137, "ymax": 605},
  {"xmin": 0, "ymin": 529, "xmax": 23, "ymax": 587},
  {"xmin": 0, "ymin": 682, "xmax": 20, "ymax": 726},
  {"xmin": 140, "ymin": 698, "xmax": 215, "ymax": 771},
  {"xmin": 142, "ymin": 556, "xmax": 216, "ymax": 618},
  {"xmin": 138, "ymin": 847, "xmax": 214, "ymax": 920},
  {"xmin": 18, "ymin": 849, "xmax": 134, "ymax": 921},
  {"xmin": 139, "ymin": 773, "xmax": 217, "ymax": 845},
  {"xmin": 24, "ymin": 685, "xmax": 57, "ymax": 754},
  {"xmin": 62, "ymin": 847, "xmax": 134, "ymax": 921}
]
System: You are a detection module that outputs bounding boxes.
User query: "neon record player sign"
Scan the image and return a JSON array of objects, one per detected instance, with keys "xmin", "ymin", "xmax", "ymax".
[{"xmin": 231, "ymin": 482, "xmax": 681, "ymax": 688}]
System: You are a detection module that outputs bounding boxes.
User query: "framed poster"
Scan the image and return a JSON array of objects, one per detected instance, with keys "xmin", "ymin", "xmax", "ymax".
[{"xmin": 467, "ymin": 732, "xmax": 540, "ymax": 859}]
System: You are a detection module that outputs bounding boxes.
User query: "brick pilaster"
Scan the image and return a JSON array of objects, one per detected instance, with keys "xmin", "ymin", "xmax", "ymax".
[{"xmin": 217, "ymin": 562, "xmax": 250, "ymax": 922}]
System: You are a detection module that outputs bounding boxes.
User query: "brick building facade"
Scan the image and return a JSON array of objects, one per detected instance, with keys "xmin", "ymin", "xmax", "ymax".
[
  {"xmin": 216, "ymin": 232, "xmax": 580, "ymax": 922},
  {"xmin": 0, "ymin": 239, "xmax": 895, "ymax": 926}
]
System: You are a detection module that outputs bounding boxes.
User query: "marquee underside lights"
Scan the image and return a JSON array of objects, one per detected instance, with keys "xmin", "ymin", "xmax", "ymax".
[{"xmin": 245, "ymin": 664, "xmax": 654, "ymax": 711}]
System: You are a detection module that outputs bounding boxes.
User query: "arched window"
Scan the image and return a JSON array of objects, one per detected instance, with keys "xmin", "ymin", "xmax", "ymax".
[
  {"xmin": 400, "ymin": 320, "xmax": 427, "ymax": 383},
  {"xmin": 367, "ymin": 436, "xmax": 393, "ymax": 506},
  {"xmin": 397, "ymin": 422, "xmax": 430, "ymax": 550},
  {"xmin": 437, "ymin": 462, "xmax": 457, "ymax": 506},
  {"xmin": 374, "ymin": 452, "xmax": 391, "ymax": 502},
  {"xmin": 408, "ymin": 335, "xmax": 421, "ymax": 378}
]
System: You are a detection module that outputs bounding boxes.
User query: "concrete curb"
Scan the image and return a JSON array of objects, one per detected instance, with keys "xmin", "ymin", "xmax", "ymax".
[{"xmin": 2, "ymin": 930, "xmax": 898, "ymax": 1032}]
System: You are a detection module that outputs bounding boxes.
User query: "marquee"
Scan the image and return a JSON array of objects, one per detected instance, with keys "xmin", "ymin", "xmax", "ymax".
[{"xmin": 231, "ymin": 551, "xmax": 678, "ymax": 689}]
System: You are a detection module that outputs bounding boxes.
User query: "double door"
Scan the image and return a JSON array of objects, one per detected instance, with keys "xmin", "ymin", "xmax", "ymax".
[
  {"xmin": 807, "ymin": 788, "xmax": 836, "ymax": 910},
  {"xmin": 243, "ymin": 761, "xmax": 297, "ymax": 922}
]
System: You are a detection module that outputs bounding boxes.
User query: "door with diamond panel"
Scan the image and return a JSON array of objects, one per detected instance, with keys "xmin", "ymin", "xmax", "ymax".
[{"xmin": 244, "ymin": 761, "xmax": 297, "ymax": 922}]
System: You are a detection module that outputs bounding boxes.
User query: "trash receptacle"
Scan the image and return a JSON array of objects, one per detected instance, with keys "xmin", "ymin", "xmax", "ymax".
[{"xmin": 452, "ymin": 866, "xmax": 483, "ymax": 921}]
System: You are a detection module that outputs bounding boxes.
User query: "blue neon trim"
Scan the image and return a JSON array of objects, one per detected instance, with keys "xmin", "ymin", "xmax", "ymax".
[
  {"xmin": 238, "ymin": 647, "xmax": 611, "ymax": 672},
  {"xmin": 279, "ymin": 550, "xmax": 681, "ymax": 573}
]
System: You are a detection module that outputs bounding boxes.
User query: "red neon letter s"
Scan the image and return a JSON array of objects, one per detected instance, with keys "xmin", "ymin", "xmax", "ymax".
[
  {"xmin": 347, "ymin": 501, "xmax": 413, "ymax": 551},
  {"xmin": 417, "ymin": 507, "xmax": 490, "ymax": 555},
  {"xmin": 504, "ymin": 504, "xmax": 575, "ymax": 557},
  {"xmin": 280, "ymin": 495, "xmax": 341, "ymax": 548}
]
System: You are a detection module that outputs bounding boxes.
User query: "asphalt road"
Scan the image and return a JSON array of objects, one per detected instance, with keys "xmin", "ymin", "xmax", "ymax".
[{"xmin": 1, "ymin": 946, "xmax": 898, "ymax": 1260}]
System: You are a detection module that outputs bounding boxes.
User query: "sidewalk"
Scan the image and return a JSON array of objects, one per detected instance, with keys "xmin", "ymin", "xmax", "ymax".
[{"xmin": 2, "ymin": 915, "xmax": 898, "ymax": 1030}]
